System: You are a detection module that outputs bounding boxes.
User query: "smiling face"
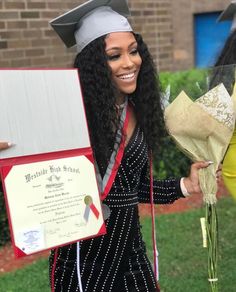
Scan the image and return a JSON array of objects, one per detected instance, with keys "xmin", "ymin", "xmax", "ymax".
[{"xmin": 105, "ymin": 32, "xmax": 142, "ymax": 104}]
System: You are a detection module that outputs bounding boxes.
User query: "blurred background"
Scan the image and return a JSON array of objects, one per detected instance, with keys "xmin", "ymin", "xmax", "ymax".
[{"xmin": 0, "ymin": 0, "xmax": 231, "ymax": 71}]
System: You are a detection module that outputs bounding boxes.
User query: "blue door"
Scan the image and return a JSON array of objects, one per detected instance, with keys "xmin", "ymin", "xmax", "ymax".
[{"xmin": 194, "ymin": 13, "xmax": 231, "ymax": 68}]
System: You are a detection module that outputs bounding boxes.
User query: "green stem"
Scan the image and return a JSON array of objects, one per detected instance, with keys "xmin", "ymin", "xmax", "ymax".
[{"xmin": 205, "ymin": 203, "xmax": 218, "ymax": 292}]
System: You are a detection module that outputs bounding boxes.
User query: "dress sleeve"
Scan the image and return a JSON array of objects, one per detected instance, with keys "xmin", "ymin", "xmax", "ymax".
[{"xmin": 138, "ymin": 161, "xmax": 185, "ymax": 204}]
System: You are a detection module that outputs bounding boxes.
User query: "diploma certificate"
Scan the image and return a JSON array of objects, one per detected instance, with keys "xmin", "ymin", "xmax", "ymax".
[
  {"xmin": 2, "ymin": 154, "xmax": 105, "ymax": 256},
  {"xmin": 0, "ymin": 69, "xmax": 105, "ymax": 257}
]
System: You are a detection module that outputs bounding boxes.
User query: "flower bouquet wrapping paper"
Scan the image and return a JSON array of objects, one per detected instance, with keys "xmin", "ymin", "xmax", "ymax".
[{"xmin": 164, "ymin": 83, "xmax": 235, "ymax": 291}]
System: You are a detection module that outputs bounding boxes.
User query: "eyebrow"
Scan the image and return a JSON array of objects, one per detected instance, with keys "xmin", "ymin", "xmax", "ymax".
[{"xmin": 106, "ymin": 41, "xmax": 137, "ymax": 52}]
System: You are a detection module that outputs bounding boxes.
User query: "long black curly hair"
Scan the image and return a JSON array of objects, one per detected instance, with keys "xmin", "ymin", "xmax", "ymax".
[
  {"xmin": 74, "ymin": 33, "xmax": 165, "ymax": 173},
  {"xmin": 210, "ymin": 30, "xmax": 236, "ymax": 93},
  {"xmin": 215, "ymin": 30, "xmax": 236, "ymax": 66}
]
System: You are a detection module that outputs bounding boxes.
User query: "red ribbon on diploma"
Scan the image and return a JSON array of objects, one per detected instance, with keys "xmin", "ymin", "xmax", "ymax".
[
  {"xmin": 89, "ymin": 203, "xmax": 99, "ymax": 219},
  {"xmin": 84, "ymin": 195, "xmax": 100, "ymax": 221}
]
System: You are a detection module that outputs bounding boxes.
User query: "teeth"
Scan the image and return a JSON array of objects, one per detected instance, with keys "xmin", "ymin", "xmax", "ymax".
[{"xmin": 119, "ymin": 73, "xmax": 135, "ymax": 79}]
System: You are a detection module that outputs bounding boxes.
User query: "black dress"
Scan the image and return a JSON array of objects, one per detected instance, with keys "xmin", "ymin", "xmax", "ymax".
[{"xmin": 49, "ymin": 126, "xmax": 184, "ymax": 292}]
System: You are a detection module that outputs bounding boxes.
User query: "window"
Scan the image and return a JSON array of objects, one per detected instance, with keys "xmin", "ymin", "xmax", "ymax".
[{"xmin": 194, "ymin": 12, "xmax": 231, "ymax": 68}]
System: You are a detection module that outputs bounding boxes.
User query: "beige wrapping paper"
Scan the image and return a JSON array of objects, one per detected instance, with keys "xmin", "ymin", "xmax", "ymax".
[{"xmin": 165, "ymin": 83, "xmax": 235, "ymax": 204}]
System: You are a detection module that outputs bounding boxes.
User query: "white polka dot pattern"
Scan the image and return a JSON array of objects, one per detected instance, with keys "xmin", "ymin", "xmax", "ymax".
[{"xmin": 49, "ymin": 126, "xmax": 183, "ymax": 292}]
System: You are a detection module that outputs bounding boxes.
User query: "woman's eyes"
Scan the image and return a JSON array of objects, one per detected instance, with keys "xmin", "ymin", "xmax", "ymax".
[
  {"xmin": 107, "ymin": 54, "xmax": 120, "ymax": 61},
  {"xmin": 107, "ymin": 48, "xmax": 139, "ymax": 61},
  {"xmin": 130, "ymin": 48, "xmax": 138, "ymax": 55}
]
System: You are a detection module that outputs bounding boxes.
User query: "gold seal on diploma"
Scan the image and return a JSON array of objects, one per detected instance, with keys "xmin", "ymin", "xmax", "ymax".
[{"xmin": 84, "ymin": 195, "xmax": 93, "ymax": 205}]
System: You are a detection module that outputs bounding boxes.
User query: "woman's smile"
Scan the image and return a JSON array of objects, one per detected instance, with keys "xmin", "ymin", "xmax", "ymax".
[
  {"xmin": 105, "ymin": 32, "xmax": 142, "ymax": 100},
  {"xmin": 117, "ymin": 72, "xmax": 136, "ymax": 80}
]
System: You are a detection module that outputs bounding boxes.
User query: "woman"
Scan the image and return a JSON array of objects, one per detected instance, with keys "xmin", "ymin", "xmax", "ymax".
[
  {"xmin": 211, "ymin": 1, "xmax": 236, "ymax": 199},
  {"xmin": 213, "ymin": 37, "xmax": 236, "ymax": 199},
  {"xmin": 1, "ymin": 1, "xmax": 210, "ymax": 291}
]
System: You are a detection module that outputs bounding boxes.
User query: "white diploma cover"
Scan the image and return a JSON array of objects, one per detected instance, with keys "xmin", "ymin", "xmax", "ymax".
[{"xmin": 0, "ymin": 69, "xmax": 105, "ymax": 257}]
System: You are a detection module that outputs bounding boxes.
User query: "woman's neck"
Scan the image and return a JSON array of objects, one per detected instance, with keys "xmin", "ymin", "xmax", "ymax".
[
  {"xmin": 114, "ymin": 88, "xmax": 126, "ymax": 106},
  {"xmin": 116, "ymin": 96, "xmax": 128, "ymax": 108},
  {"xmin": 115, "ymin": 95, "xmax": 126, "ymax": 106}
]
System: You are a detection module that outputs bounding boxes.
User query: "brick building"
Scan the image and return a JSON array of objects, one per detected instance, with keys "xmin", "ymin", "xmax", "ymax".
[{"xmin": 0, "ymin": 0, "xmax": 230, "ymax": 72}]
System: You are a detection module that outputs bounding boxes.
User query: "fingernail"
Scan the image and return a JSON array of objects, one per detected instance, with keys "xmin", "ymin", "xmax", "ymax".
[
  {"xmin": 7, "ymin": 142, "xmax": 14, "ymax": 147},
  {"xmin": 208, "ymin": 161, "xmax": 214, "ymax": 165}
]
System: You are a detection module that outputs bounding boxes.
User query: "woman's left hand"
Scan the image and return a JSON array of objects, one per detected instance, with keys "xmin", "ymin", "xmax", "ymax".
[{"xmin": 183, "ymin": 161, "xmax": 212, "ymax": 196}]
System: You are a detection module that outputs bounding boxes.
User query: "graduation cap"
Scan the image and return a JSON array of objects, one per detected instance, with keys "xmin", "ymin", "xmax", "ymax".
[
  {"xmin": 218, "ymin": 1, "xmax": 236, "ymax": 30},
  {"xmin": 50, "ymin": 0, "xmax": 133, "ymax": 53}
]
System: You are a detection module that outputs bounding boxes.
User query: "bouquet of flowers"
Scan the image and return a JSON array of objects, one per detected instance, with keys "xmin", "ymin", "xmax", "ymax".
[{"xmin": 164, "ymin": 69, "xmax": 235, "ymax": 291}]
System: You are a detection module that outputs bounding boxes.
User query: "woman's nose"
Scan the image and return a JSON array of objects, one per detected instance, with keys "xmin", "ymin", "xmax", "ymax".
[{"xmin": 122, "ymin": 54, "xmax": 134, "ymax": 68}]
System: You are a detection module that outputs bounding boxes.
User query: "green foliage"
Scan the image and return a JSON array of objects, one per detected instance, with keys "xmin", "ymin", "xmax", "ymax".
[
  {"xmin": 153, "ymin": 136, "xmax": 191, "ymax": 179},
  {"xmin": 160, "ymin": 68, "xmax": 209, "ymax": 102}
]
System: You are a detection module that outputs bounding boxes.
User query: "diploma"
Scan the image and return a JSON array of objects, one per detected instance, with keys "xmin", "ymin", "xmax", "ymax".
[
  {"xmin": 0, "ymin": 69, "xmax": 106, "ymax": 257},
  {"xmin": 2, "ymin": 153, "xmax": 105, "ymax": 256}
]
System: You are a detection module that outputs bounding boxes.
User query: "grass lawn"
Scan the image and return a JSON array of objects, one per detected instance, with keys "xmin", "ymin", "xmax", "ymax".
[
  {"xmin": 141, "ymin": 196, "xmax": 236, "ymax": 291},
  {"xmin": 0, "ymin": 196, "xmax": 236, "ymax": 291},
  {"xmin": 0, "ymin": 258, "xmax": 50, "ymax": 292}
]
